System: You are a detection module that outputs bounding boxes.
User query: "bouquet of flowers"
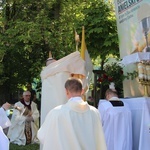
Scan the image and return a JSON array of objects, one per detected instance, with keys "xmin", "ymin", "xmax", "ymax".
[{"xmin": 97, "ymin": 62, "xmax": 138, "ymax": 88}]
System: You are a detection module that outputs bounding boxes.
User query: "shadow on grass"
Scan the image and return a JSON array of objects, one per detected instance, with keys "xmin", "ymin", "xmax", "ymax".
[{"xmin": 10, "ymin": 143, "xmax": 40, "ymax": 150}]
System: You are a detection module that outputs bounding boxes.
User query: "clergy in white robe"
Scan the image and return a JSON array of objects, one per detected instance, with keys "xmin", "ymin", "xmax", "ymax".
[
  {"xmin": 0, "ymin": 126, "xmax": 9, "ymax": 150},
  {"xmin": 40, "ymin": 51, "xmax": 86, "ymax": 124},
  {"xmin": 38, "ymin": 78, "xmax": 107, "ymax": 150},
  {"xmin": 98, "ymin": 96, "xmax": 132, "ymax": 150},
  {"xmin": 7, "ymin": 91, "xmax": 39, "ymax": 145},
  {"xmin": 0, "ymin": 104, "xmax": 11, "ymax": 129},
  {"xmin": 0, "ymin": 103, "xmax": 11, "ymax": 150}
]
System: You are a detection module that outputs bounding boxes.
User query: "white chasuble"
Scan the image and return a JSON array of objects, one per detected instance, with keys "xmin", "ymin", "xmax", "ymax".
[
  {"xmin": 0, "ymin": 126, "xmax": 9, "ymax": 150},
  {"xmin": 38, "ymin": 98, "xmax": 107, "ymax": 150},
  {"xmin": 0, "ymin": 108, "xmax": 11, "ymax": 129},
  {"xmin": 0, "ymin": 108, "xmax": 11, "ymax": 150},
  {"xmin": 7, "ymin": 101, "xmax": 39, "ymax": 145}
]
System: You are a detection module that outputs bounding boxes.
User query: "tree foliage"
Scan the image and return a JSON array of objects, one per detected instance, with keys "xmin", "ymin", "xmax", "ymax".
[
  {"xmin": 0, "ymin": 0, "xmax": 119, "ymax": 100},
  {"xmin": 75, "ymin": 0, "xmax": 119, "ymax": 59}
]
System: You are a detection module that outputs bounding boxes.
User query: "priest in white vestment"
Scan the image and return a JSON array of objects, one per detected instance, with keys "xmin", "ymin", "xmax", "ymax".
[
  {"xmin": 40, "ymin": 51, "xmax": 87, "ymax": 124},
  {"xmin": 38, "ymin": 78, "xmax": 107, "ymax": 150},
  {"xmin": 98, "ymin": 88, "xmax": 132, "ymax": 150},
  {"xmin": 0, "ymin": 102, "xmax": 11, "ymax": 150},
  {"xmin": 7, "ymin": 91, "xmax": 39, "ymax": 145}
]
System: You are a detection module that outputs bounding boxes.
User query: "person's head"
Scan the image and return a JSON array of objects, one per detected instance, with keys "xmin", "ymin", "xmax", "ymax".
[
  {"xmin": 23, "ymin": 91, "xmax": 31, "ymax": 102},
  {"xmin": 46, "ymin": 58, "xmax": 56, "ymax": 66},
  {"xmin": 105, "ymin": 89, "xmax": 118, "ymax": 100},
  {"xmin": 65, "ymin": 77, "xmax": 84, "ymax": 99},
  {"xmin": 46, "ymin": 51, "xmax": 56, "ymax": 66}
]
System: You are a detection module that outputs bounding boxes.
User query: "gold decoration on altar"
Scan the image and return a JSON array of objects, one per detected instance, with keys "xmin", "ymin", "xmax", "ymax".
[{"xmin": 137, "ymin": 61, "xmax": 150, "ymax": 97}]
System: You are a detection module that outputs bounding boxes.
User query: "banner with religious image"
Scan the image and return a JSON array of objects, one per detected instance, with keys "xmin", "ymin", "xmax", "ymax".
[{"xmin": 114, "ymin": 0, "xmax": 150, "ymax": 58}]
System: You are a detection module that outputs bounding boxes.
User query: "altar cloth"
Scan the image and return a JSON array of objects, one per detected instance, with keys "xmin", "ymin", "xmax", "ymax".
[
  {"xmin": 121, "ymin": 97, "xmax": 150, "ymax": 150},
  {"xmin": 121, "ymin": 52, "xmax": 150, "ymax": 66}
]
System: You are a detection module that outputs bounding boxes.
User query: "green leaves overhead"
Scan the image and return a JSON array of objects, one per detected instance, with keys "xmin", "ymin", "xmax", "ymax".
[
  {"xmin": 78, "ymin": 0, "xmax": 119, "ymax": 60},
  {"xmin": 0, "ymin": 0, "xmax": 119, "ymax": 100}
]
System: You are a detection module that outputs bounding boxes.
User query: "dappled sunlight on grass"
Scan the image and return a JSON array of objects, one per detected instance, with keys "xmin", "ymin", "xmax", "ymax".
[{"xmin": 10, "ymin": 143, "xmax": 40, "ymax": 150}]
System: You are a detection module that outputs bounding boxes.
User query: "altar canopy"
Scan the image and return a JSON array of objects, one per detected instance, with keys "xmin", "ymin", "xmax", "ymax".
[{"xmin": 40, "ymin": 51, "xmax": 86, "ymax": 124}]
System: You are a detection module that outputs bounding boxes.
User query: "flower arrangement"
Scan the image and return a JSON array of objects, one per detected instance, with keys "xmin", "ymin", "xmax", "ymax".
[{"xmin": 97, "ymin": 62, "xmax": 138, "ymax": 88}]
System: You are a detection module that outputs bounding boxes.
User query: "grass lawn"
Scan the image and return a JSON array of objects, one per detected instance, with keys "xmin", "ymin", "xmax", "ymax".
[{"xmin": 10, "ymin": 143, "xmax": 40, "ymax": 150}]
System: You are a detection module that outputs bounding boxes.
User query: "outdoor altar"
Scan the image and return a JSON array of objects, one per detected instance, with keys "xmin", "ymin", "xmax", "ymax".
[
  {"xmin": 113, "ymin": 0, "xmax": 150, "ymax": 98},
  {"xmin": 97, "ymin": 1, "xmax": 150, "ymax": 150},
  {"xmin": 121, "ymin": 52, "xmax": 150, "ymax": 97},
  {"xmin": 121, "ymin": 97, "xmax": 150, "ymax": 150},
  {"xmin": 98, "ymin": 96, "xmax": 150, "ymax": 150}
]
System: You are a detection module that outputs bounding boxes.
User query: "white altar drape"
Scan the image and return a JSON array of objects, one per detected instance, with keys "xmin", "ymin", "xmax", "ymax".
[
  {"xmin": 98, "ymin": 97, "xmax": 150, "ymax": 150},
  {"xmin": 40, "ymin": 51, "xmax": 86, "ymax": 124},
  {"xmin": 121, "ymin": 97, "xmax": 150, "ymax": 150}
]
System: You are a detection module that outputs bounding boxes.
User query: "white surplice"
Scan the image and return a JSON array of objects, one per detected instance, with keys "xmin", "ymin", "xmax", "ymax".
[
  {"xmin": 7, "ymin": 101, "xmax": 39, "ymax": 145},
  {"xmin": 0, "ymin": 107, "xmax": 11, "ymax": 129},
  {"xmin": 40, "ymin": 51, "xmax": 86, "ymax": 124},
  {"xmin": 0, "ymin": 107, "xmax": 11, "ymax": 150},
  {"xmin": 98, "ymin": 99, "xmax": 132, "ymax": 150},
  {"xmin": 0, "ymin": 126, "xmax": 9, "ymax": 150},
  {"xmin": 38, "ymin": 97, "xmax": 107, "ymax": 150}
]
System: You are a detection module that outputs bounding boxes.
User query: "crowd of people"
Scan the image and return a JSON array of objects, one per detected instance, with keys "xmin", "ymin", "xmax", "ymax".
[{"xmin": 0, "ymin": 77, "xmax": 134, "ymax": 150}]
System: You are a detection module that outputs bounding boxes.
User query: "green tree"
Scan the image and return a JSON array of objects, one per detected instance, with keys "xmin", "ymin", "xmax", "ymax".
[
  {"xmin": 0, "ymin": 0, "xmax": 119, "ymax": 102},
  {"xmin": 76, "ymin": 0, "xmax": 119, "ymax": 60},
  {"xmin": 74, "ymin": 0, "xmax": 119, "ymax": 102},
  {"xmin": 0, "ymin": 0, "xmax": 59, "ymax": 100}
]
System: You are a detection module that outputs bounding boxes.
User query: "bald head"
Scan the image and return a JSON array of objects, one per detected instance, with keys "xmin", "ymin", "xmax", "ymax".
[
  {"xmin": 105, "ymin": 89, "xmax": 118, "ymax": 100},
  {"xmin": 23, "ymin": 91, "xmax": 31, "ymax": 102}
]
